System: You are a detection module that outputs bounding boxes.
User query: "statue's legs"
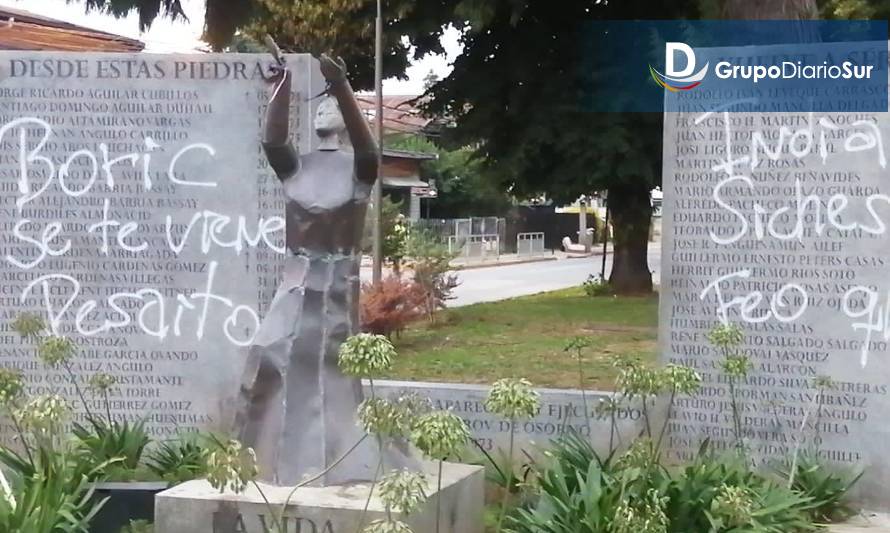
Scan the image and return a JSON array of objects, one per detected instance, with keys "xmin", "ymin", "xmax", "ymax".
[
  {"xmin": 234, "ymin": 256, "xmax": 309, "ymax": 482},
  {"xmin": 235, "ymin": 345, "xmax": 286, "ymax": 480},
  {"xmin": 235, "ymin": 254, "xmax": 414, "ymax": 486}
]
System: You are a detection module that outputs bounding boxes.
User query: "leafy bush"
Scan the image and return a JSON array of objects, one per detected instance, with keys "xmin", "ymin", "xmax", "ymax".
[
  {"xmin": 72, "ymin": 418, "xmax": 151, "ymax": 480},
  {"xmin": 0, "ymin": 457, "xmax": 105, "ymax": 533},
  {"xmin": 507, "ymin": 434, "xmax": 645, "ymax": 533},
  {"xmin": 665, "ymin": 444, "xmax": 816, "ymax": 533},
  {"xmin": 582, "ymin": 274, "xmax": 611, "ymax": 297},
  {"xmin": 508, "ymin": 437, "xmax": 825, "ymax": 533},
  {"xmin": 781, "ymin": 454, "xmax": 862, "ymax": 523},
  {"xmin": 146, "ymin": 433, "xmax": 221, "ymax": 484},
  {"xmin": 508, "ymin": 454, "xmax": 612, "ymax": 532},
  {"xmin": 360, "ymin": 276, "xmax": 426, "ymax": 337},
  {"xmin": 0, "ymin": 427, "xmax": 112, "ymax": 532},
  {"xmin": 504, "ymin": 324, "xmax": 858, "ymax": 533},
  {"xmin": 405, "ymin": 228, "xmax": 459, "ymax": 321}
]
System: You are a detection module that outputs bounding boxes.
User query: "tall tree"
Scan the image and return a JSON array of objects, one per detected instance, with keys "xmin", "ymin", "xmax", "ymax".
[
  {"xmin": 722, "ymin": 0, "xmax": 818, "ymax": 18},
  {"xmin": 415, "ymin": 1, "xmax": 699, "ymax": 293}
]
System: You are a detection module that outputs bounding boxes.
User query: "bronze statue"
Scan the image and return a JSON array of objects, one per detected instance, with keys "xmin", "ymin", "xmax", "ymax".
[{"xmin": 234, "ymin": 45, "xmax": 409, "ymax": 485}]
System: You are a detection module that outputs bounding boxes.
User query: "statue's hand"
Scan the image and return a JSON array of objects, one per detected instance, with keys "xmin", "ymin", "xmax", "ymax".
[
  {"xmin": 262, "ymin": 34, "xmax": 288, "ymax": 84},
  {"xmin": 263, "ymin": 61, "xmax": 289, "ymax": 85},
  {"xmin": 319, "ymin": 53, "xmax": 348, "ymax": 84}
]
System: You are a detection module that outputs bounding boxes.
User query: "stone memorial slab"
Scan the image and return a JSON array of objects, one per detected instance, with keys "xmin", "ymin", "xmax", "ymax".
[
  {"xmin": 154, "ymin": 461, "xmax": 484, "ymax": 533},
  {"xmin": 0, "ymin": 51, "xmax": 323, "ymax": 440},
  {"xmin": 368, "ymin": 380, "xmax": 647, "ymax": 457},
  {"xmin": 661, "ymin": 57, "xmax": 890, "ymax": 506}
]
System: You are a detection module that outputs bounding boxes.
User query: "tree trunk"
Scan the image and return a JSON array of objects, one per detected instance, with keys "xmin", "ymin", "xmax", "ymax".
[
  {"xmin": 721, "ymin": 0, "xmax": 817, "ymax": 19},
  {"xmin": 607, "ymin": 184, "xmax": 653, "ymax": 294}
]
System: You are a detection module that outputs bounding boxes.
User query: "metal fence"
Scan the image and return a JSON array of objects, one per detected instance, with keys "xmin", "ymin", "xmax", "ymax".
[
  {"xmin": 414, "ymin": 217, "xmax": 506, "ymax": 259},
  {"xmin": 448, "ymin": 234, "xmax": 500, "ymax": 259},
  {"xmin": 516, "ymin": 232, "xmax": 546, "ymax": 256}
]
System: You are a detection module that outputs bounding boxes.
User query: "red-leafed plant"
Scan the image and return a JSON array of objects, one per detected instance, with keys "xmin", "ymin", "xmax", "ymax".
[{"xmin": 360, "ymin": 276, "xmax": 426, "ymax": 338}]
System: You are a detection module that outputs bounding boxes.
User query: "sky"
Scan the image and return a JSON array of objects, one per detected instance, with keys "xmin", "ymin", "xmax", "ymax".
[{"xmin": 3, "ymin": 0, "xmax": 462, "ymax": 94}]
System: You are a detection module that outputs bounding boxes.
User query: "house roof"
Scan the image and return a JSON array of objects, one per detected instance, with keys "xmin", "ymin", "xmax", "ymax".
[
  {"xmin": 383, "ymin": 148, "xmax": 437, "ymax": 161},
  {"xmin": 358, "ymin": 94, "xmax": 434, "ymax": 134},
  {"xmin": 0, "ymin": 6, "xmax": 144, "ymax": 52}
]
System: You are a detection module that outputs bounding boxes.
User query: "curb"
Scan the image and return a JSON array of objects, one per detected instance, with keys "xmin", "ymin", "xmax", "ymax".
[{"xmin": 451, "ymin": 255, "xmax": 559, "ymax": 271}]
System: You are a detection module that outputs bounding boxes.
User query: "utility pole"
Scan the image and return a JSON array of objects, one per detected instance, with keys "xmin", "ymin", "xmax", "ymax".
[
  {"xmin": 600, "ymin": 199, "xmax": 609, "ymax": 280},
  {"xmin": 372, "ymin": 0, "xmax": 384, "ymax": 283}
]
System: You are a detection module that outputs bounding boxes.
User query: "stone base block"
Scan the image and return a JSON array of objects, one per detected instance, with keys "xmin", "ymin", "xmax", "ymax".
[{"xmin": 154, "ymin": 461, "xmax": 484, "ymax": 533}]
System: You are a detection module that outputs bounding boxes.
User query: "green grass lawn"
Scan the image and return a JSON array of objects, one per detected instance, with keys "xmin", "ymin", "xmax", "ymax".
[{"xmin": 384, "ymin": 288, "xmax": 659, "ymax": 390}]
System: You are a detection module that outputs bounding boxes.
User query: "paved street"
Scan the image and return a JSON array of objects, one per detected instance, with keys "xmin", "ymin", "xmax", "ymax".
[
  {"xmin": 449, "ymin": 243, "xmax": 662, "ymax": 307},
  {"xmin": 360, "ymin": 243, "xmax": 662, "ymax": 307}
]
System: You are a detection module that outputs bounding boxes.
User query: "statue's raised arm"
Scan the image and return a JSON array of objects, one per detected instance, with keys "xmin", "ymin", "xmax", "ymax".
[
  {"xmin": 319, "ymin": 53, "xmax": 379, "ymax": 184},
  {"xmin": 261, "ymin": 37, "xmax": 299, "ymax": 181}
]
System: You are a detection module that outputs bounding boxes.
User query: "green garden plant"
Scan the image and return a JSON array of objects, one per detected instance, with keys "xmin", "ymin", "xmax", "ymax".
[
  {"xmin": 504, "ymin": 327, "xmax": 858, "ymax": 533},
  {"xmin": 72, "ymin": 418, "xmax": 152, "ymax": 481},
  {"xmin": 506, "ymin": 434, "xmax": 657, "ymax": 533},
  {"xmin": 582, "ymin": 274, "xmax": 611, "ymax": 297},
  {"xmin": 708, "ymin": 322, "xmax": 751, "ymax": 455},
  {"xmin": 13, "ymin": 314, "xmax": 158, "ymax": 482},
  {"xmin": 563, "ymin": 336, "xmax": 594, "ymax": 436},
  {"xmin": 410, "ymin": 410, "xmax": 470, "ymax": 533},
  {"xmin": 465, "ymin": 442, "xmax": 533, "ymax": 501},
  {"xmin": 508, "ymin": 453, "xmax": 613, "ymax": 533},
  {"xmin": 146, "ymin": 433, "xmax": 221, "ymax": 484},
  {"xmin": 0, "ymin": 455, "xmax": 107, "ymax": 533},
  {"xmin": 0, "ymin": 371, "xmax": 113, "ymax": 532},
  {"xmin": 781, "ymin": 453, "xmax": 862, "ymax": 523},
  {"xmin": 614, "ymin": 356, "xmax": 664, "ymax": 441},
  {"xmin": 509, "ymin": 435, "xmax": 823, "ymax": 533},
  {"xmin": 16, "ymin": 314, "xmax": 99, "ymax": 425},
  {"xmin": 654, "ymin": 364, "xmax": 701, "ymax": 457},
  {"xmin": 340, "ymin": 333, "xmax": 400, "ymax": 530},
  {"xmin": 485, "ymin": 378, "xmax": 541, "ymax": 533},
  {"xmin": 595, "ymin": 394, "xmax": 623, "ymax": 454},
  {"xmin": 404, "ymin": 228, "xmax": 459, "ymax": 322}
]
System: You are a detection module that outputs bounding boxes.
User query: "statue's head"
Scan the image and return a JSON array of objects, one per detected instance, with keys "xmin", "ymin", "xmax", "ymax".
[{"xmin": 314, "ymin": 96, "xmax": 346, "ymax": 139}]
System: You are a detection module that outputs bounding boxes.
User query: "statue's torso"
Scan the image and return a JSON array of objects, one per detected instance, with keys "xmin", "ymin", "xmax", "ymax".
[{"xmin": 283, "ymin": 150, "xmax": 371, "ymax": 255}]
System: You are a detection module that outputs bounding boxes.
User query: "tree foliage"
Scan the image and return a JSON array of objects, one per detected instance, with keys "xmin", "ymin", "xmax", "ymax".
[
  {"xmin": 244, "ymin": 0, "xmax": 463, "ymax": 87},
  {"xmin": 387, "ymin": 134, "xmax": 512, "ymax": 218},
  {"xmin": 819, "ymin": 0, "xmax": 890, "ymax": 18},
  {"xmin": 68, "ymin": 0, "xmax": 185, "ymax": 30}
]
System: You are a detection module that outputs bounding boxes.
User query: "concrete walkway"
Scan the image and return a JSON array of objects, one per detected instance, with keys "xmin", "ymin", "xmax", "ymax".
[{"xmin": 831, "ymin": 513, "xmax": 890, "ymax": 531}]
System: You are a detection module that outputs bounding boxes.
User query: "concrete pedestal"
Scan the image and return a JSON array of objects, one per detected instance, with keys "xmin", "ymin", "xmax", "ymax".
[{"xmin": 154, "ymin": 462, "xmax": 484, "ymax": 533}]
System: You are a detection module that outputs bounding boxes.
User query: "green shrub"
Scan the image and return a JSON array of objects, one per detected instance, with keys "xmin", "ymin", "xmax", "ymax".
[
  {"xmin": 146, "ymin": 433, "xmax": 221, "ymax": 484},
  {"xmin": 507, "ymin": 437, "xmax": 826, "ymax": 533},
  {"xmin": 665, "ymin": 444, "xmax": 816, "ymax": 533},
  {"xmin": 72, "ymin": 418, "xmax": 151, "ymax": 481},
  {"xmin": 506, "ymin": 434, "xmax": 645, "ymax": 533},
  {"xmin": 0, "ymin": 441, "xmax": 111, "ymax": 532},
  {"xmin": 582, "ymin": 275, "xmax": 611, "ymax": 297},
  {"xmin": 507, "ymin": 450, "xmax": 612, "ymax": 533},
  {"xmin": 405, "ymin": 228, "xmax": 459, "ymax": 320},
  {"xmin": 781, "ymin": 454, "xmax": 862, "ymax": 523}
]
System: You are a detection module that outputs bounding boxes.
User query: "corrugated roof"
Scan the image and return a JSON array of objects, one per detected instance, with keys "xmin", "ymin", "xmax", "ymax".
[{"xmin": 0, "ymin": 7, "xmax": 144, "ymax": 52}]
